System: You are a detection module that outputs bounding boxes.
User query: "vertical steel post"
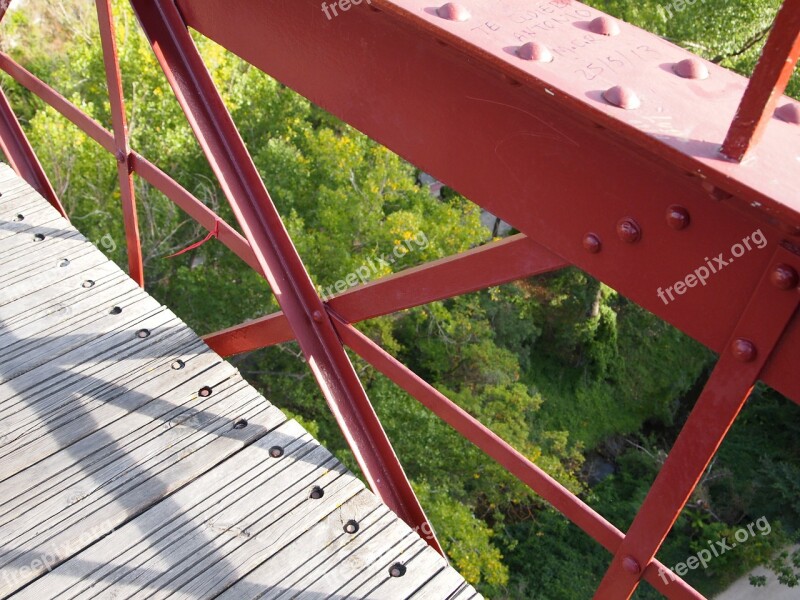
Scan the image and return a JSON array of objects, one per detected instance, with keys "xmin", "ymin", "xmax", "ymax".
[
  {"xmin": 0, "ymin": 86, "xmax": 66, "ymax": 218},
  {"xmin": 129, "ymin": 0, "xmax": 442, "ymax": 554},
  {"xmin": 96, "ymin": 0, "xmax": 144, "ymax": 286},
  {"xmin": 722, "ymin": 0, "xmax": 800, "ymax": 160}
]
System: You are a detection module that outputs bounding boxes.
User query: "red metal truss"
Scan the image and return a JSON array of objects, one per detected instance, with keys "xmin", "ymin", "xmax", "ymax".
[
  {"xmin": 0, "ymin": 0, "xmax": 798, "ymax": 597},
  {"xmin": 95, "ymin": 0, "xmax": 144, "ymax": 286},
  {"xmin": 723, "ymin": 0, "xmax": 800, "ymax": 160},
  {"xmin": 129, "ymin": 0, "xmax": 442, "ymax": 554},
  {"xmin": 204, "ymin": 234, "xmax": 567, "ymax": 356},
  {"xmin": 178, "ymin": 0, "xmax": 800, "ymax": 406}
]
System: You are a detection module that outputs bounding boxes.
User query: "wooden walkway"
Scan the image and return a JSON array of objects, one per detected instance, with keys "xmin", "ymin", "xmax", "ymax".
[{"xmin": 0, "ymin": 163, "xmax": 479, "ymax": 600}]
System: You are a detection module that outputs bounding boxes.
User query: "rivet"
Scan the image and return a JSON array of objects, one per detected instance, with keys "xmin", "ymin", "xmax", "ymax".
[
  {"xmin": 389, "ymin": 563, "xmax": 407, "ymax": 578},
  {"xmin": 583, "ymin": 233, "xmax": 602, "ymax": 254},
  {"xmin": 436, "ymin": 2, "xmax": 470, "ymax": 21},
  {"xmin": 731, "ymin": 339, "xmax": 757, "ymax": 363},
  {"xmin": 309, "ymin": 485, "xmax": 325, "ymax": 500},
  {"xmin": 136, "ymin": 328, "xmax": 150, "ymax": 339},
  {"xmin": 82, "ymin": 280, "xmax": 95, "ymax": 289},
  {"xmin": 269, "ymin": 445, "xmax": 284, "ymax": 458},
  {"xmin": 666, "ymin": 205, "xmax": 691, "ymax": 230},
  {"xmin": 171, "ymin": 359, "xmax": 185, "ymax": 370},
  {"xmin": 770, "ymin": 264, "xmax": 799, "ymax": 290},
  {"xmin": 673, "ymin": 58, "xmax": 709, "ymax": 80},
  {"xmin": 312, "ymin": 310, "xmax": 324, "ymax": 323},
  {"xmin": 115, "ymin": 150, "xmax": 127, "ymax": 163},
  {"xmin": 622, "ymin": 556, "xmax": 641, "ymax": 575},
  {"xmin": 589, "ymin": 16, "xmax": 620, "ymax": 36},
  {"xmin": 198, "ymin": 386, "xmax": 213, "ymax": 397},
  {"xmin": 603, "ymin": 85, "xmax": 640, "ymax": 110},
  {"xmin": 109, "ymin": 306, "xmax": 122, "ymax": 315},
  {"xmin": 343, "ymin": 519, "xmax": 359, "ymax": 534},
  {"xmin": 775, "ymin": 104, "xmax": 800, "ymax": 125},
  {"xmin": 233, "ymin": 418, "xmax": 248, "ymax": 430},
  {"xmin": 616, "ymin": 218, "xmax": 642, "ymax": 243},
  {"xmin": 517, "ymin": 41, "xmax": 553, "ymax": 63},
  {"xmin": 33, "ymin": 233, "xmax": 45, "ymax": 242}
]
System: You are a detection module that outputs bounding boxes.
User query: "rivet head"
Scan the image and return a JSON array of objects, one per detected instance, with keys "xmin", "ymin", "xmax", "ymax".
[
  {"xmin": 312, "ymin": 310, "xmax": 324, "ymax": 323},
  {"xmin": 517, "ymin": 41, "xmax": 553, "ymax": 63},
  {"xmin": 603, "ymin": 85, "xmax": 640, "ymax": 110},
  {"xmin": 115, "ymin": 150, "xmax": 127, "ymax": 163},
  {"xmin": 389, "ymin": 562, "xmax": 407, "ymax": 578},
  {"xmin": 269, "ymin": 446, "xmax": 284, "ymax": 458},
  {"xmin": 198, "ymin": 386, "xmax": 213, "ymax": 397},
  {"xmin": 583, "ymin": 233, "xmax": 602, "ymax": 254},
  {"xmin": 343, "ymin": 520, "xmax": 360, "ymax": 534},
  {"xmin": 770, "ymin": 264, "xmax": 799, "ymax": 290},
  {"xmin": 589, "ymin": 16, "xmax": 620, "ymax": 36},
  {"xmin": 775, "ymin": 103, "xmax": 800, "ymax": 125},
  {"xmin": 666, "ymin": 205, "xmax": 691, "ymax": 230},
  {"xmin": 673, "ymin": 58, "xmax": 709, "ymax": 80},
  {"xmin": 622, "ymin": 556, "xmax": 641, "ymax": 575},
  {"xmin": 309, "ymin": 485, "xmax": 324, "ymax": 500},
  {"xmin": 731, "ymin": 339, "xmax": 757, "ymax": 363},
  {"xmin": 437, "ymin": 2, "xmax": 470, "ymax": 21},
  {"xmin": 136, "ymin": 328, "xmax": 150, "ymax": 339},
  {"xmin": 616, "ymin": 218, "xmax": 642, "ymax": 243}
]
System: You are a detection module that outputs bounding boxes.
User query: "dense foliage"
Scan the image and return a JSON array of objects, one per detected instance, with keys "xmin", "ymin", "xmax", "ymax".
[{"xmin": 1, "ymin": 0, "xmax": 798, "ymax": 597}]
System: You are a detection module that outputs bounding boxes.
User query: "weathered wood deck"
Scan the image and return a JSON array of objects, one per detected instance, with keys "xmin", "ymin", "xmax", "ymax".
[{"xmin": 0, "ymin": 163, "xmax": 479, "ymax": 599}]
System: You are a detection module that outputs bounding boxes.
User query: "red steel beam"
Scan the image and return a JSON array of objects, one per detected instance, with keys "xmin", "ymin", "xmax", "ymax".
[
  {"xmin": 333, "ymin": 313, "xmax": 704, "ymax": 600},
  {"xmin": 204, "ymin": 234, "xmax": 567, "ymax": 356},
  {"xmin": 129, "ymin": 0, "xmax": 442, "ymax": 553},
  {"xmin": 595, "ymin": 248, "xmax": 800, "ymax": 599},
  {"xmin": 96, "ymin": 0, "xmax": 144, "ymax": 286},
  {"xmin": 0, "ymin": 86, "xmax": 66, "ymax": 218},
  {"xmin": 177, "ymin": 0, "xmax": 800, "ymax": 407},
  {"xmin": 722, "ymin": 0, "xmax": 800, "ymax": 161},
  {"xmin": 0, "ymin": 52, "xmax": 263, "ymax": 276}
]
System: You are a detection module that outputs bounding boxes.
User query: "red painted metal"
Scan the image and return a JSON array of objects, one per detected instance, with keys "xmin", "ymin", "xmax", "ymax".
[
  {"xmin": 0, "ymin": 0, "xmax": 797, "ymax": 596},
  {"xmin": 0, "ymin": 52, "xmax": 262, "ymax": 275},
  {"xmin": 96, "ymin": 0, "xmax": 144, "ymax": 286},
  {"xmin": 332, "ymin": 313, "xmax": 704, "ymax": 599},
  {"xmin": 595, "ymin": 246, "xmax": 800, "ymax": 599},
  {"xmin": 129, "ymin": 0, "xmax": 441, "ymax": 554},
  {"xmin": 0, "ymin": 86, "xmax": 66, "ymax": 218},
  {"xmin": 722, "ymin": 0, "xmax": 800, "ymax": 161},
  {"xmin": 204, "ymin": 234, "xmax": 567, "ymax": 356},
  {"xmin": 176, "ymin": 0, "xmax": 800, "ymax": 408}
]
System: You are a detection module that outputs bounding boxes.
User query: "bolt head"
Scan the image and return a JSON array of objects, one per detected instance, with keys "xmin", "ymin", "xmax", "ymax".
[
  {"xmin": 603, "ymin": 85, "xmax": 640, "ymax": 110},
  {"xmin": 517, "ymin": 41, "xmax": 553, "ymax": 63},
  {"xmin": 673, "ymin": 58, "xmax": 709, "ymax": 80},
  {"xmin": 770, "ymin": 264, "xmax": 799, "ymax": 290},
  {"xmin": 269, "ymin": 446, "xmax": 284, "ymax": 458},
  {"xmin": 437, "ymin": 2, "xmax": 470, "ymax": 21},
  {"xmin": 312, "ymin": 310, "xmax": 324, "ymax": 322},
  {"xmin": 666, "ymin": 205, "xmax": 691, "ymax": 230},
  {"xmin": 616, "ymin": 218, "xmax": 642, "ymax": 243},
  {"xmin": 622, "ymin": 556, "xmax": 641, "ymax": 575},
  {"xmin": 583, "ymin": 233, "xmax": 602, "ymax": 254},
  {"xmin": 589, "ymin": 16, "xmax": 620, "ymax": 36},
  {"xmin": 115, "ymin": 150, "xmax": 127, "ymax": 163},
  {"xmin": 731, "ymin": 339, "xmax": 757, "ymax": 363},
  {"xmin": 775, "ymin": 103, "xmax": 800, "ymax": 125}
]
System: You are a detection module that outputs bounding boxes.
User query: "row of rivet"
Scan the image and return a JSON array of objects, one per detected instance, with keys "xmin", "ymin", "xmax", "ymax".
[
  {"xmin": 583, "ymin": 204, "xmax": 799, "ymax": 367},
  {"xmin": 434, "ymin": 3, "xmax": 799, "ymax": 123}
]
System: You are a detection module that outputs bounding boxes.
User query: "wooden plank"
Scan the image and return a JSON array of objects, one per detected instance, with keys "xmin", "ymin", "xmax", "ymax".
[
  {"xmin": 0, "ymin": 389, "xmax": 284, "ymax": 595},
  {"xmin": 0, "ymin": 230, "xmax": 87, "ymax": 280}
]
